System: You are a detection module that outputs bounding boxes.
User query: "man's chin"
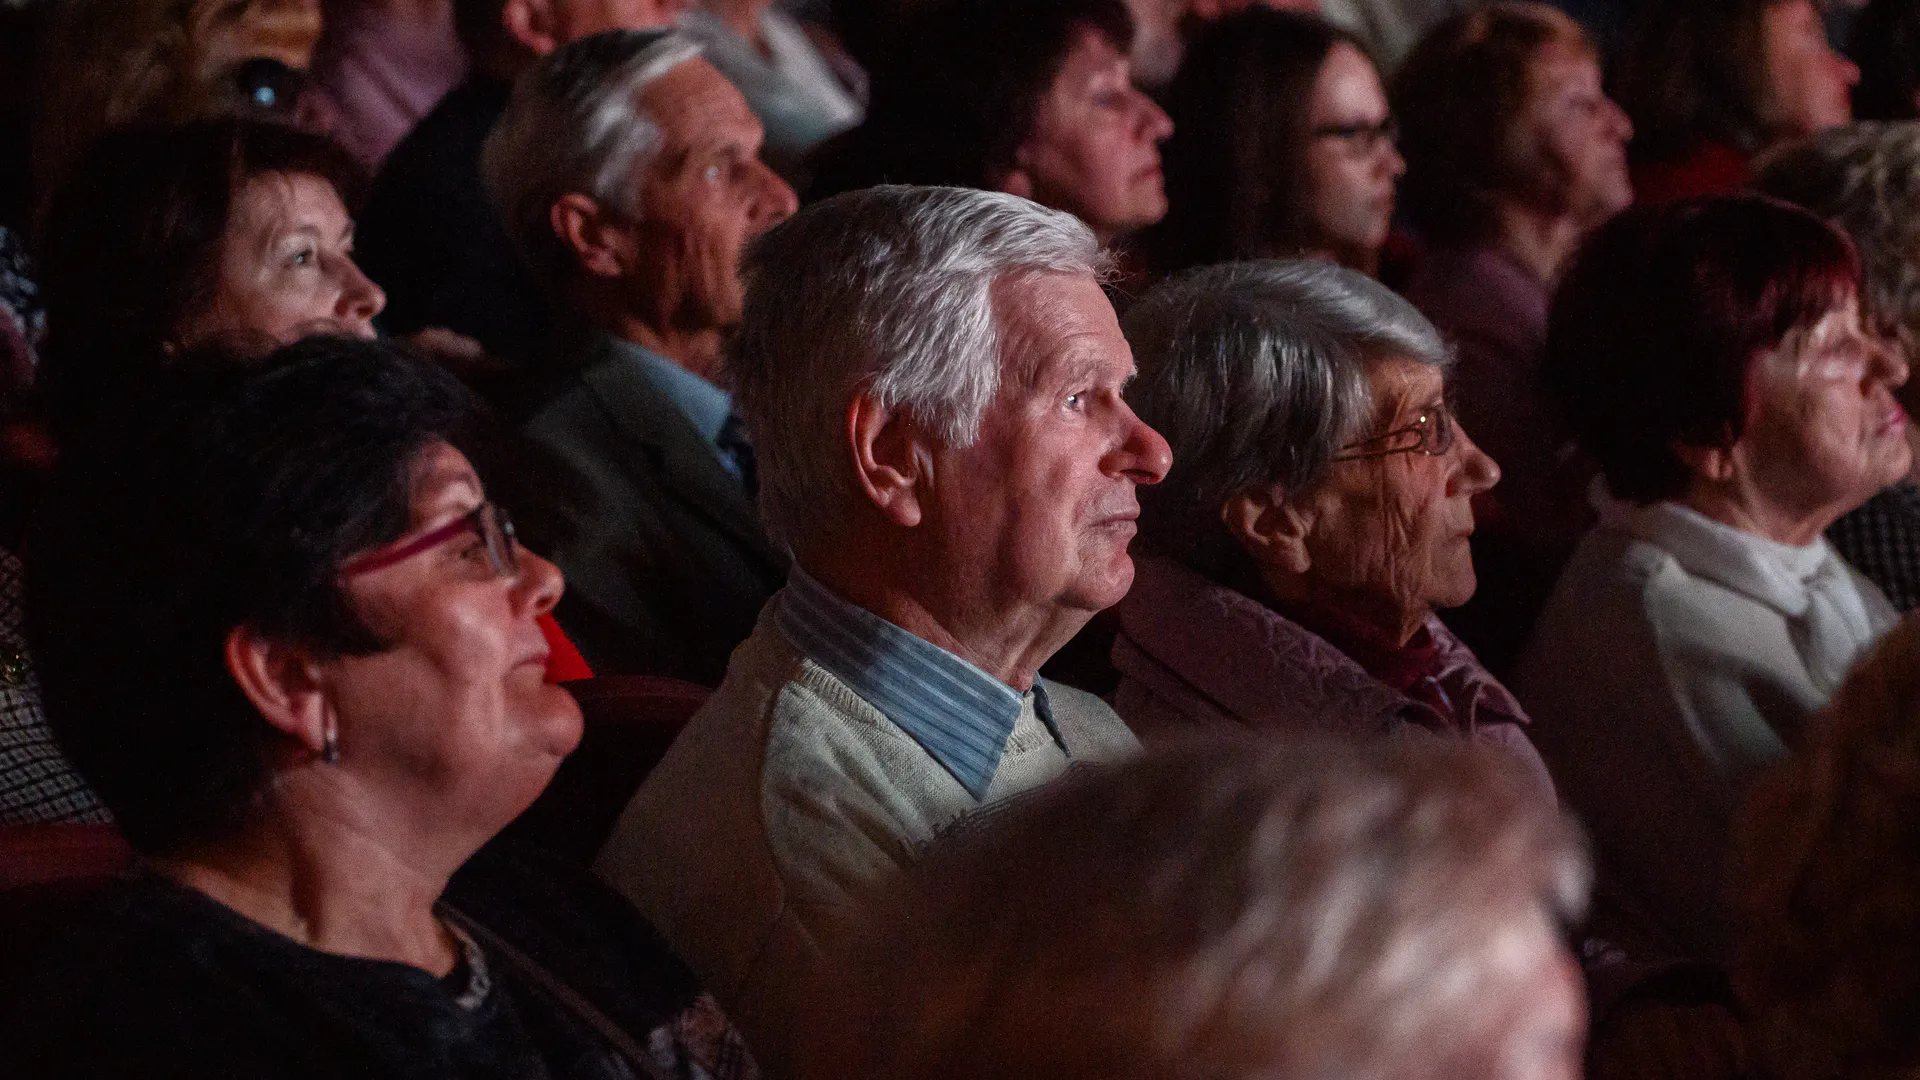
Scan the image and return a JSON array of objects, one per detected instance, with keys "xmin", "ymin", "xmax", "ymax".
[{"xmin": 1069, "ymin": 554, "xmax": 1138, "ymax": 613}]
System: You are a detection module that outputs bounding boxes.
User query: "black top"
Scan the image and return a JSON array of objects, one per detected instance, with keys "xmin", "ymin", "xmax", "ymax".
[
  {"xmin": 1829, "ymin": 479, "xmax": 1920, "ymax": 613},
  {"xmin": 354, "ymin": 77, "xmax": 555, "ymax": 365},
  {"xmin": 0, "ymin": 843, "xmax": 750, "ymax": 1080}
]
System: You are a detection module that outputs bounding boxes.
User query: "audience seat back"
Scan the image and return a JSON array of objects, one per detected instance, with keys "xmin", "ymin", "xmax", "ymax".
[
  {"xmin": 499, "ymin": 674, "xmax": 710, "ymax": 866},
  {"xmin": 0, "ymin": 823, "xmax": 131, "ymax": 991}
]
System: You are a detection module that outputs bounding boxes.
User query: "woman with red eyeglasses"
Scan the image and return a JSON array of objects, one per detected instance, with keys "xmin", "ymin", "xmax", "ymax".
[
  {"xmin": 4, "ymin": 337, "xmax": 749, "ymax": 1078},
  {"xmin": 1, "ymin": 117, "xmax": 587, "ymax": 824}
]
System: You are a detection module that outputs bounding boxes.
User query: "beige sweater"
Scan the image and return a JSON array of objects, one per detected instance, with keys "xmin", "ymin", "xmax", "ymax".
[{"xmin": 593, "ymin": 605, "xmax": 1139, "ymax": 1076}]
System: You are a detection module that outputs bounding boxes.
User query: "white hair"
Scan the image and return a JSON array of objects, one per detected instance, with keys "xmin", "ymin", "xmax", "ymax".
[
  {"xmin": 729, "ymin": 185, "xmax": 1110, "ymax": 546},
  {"xmin": 480, "ymin": 29, "xmax": 703, "ymax": 289}
]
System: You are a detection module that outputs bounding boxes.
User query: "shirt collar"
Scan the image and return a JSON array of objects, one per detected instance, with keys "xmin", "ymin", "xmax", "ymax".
[
  {"xmin": 774, "ymin": 566, "xmax": 1057, "ymax": 799},
  {"xmin": 1598, "ymin": 495, "xmax": 1836, "ymax": 617},
  {"xmin": 607, "ymin": 336, "xmax": 733, "ymax": 449}
]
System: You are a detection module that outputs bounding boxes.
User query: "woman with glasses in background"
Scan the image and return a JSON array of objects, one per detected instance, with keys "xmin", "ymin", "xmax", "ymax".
[
  {"xmin": 4, "ymin": 337, "xmax": 749, "ymax": 1078},
  {"xmin": 1112, "ymin": 259, "xmax": 1551, "ymax": 800},
  {"xmin": 1145, "ymin": 7, "xmax": 1406, "ymax": 278}
]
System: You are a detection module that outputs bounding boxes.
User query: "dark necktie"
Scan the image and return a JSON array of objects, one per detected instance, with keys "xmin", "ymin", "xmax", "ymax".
[{"xmin": 716, "ymin": 412, "xmax": 759, "ymax": 498}]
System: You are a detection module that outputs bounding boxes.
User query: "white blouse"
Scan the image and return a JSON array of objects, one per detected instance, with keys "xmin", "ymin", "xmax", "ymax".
[{"xmin": 1514, "ymin": 496, "xmax": 1897, "ymax": 963}]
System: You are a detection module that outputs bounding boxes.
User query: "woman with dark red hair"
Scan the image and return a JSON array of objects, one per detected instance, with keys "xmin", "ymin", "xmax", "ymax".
[{"xmin": 1514, "ymin": 194, "xmax": 1908, "ymax": 969}]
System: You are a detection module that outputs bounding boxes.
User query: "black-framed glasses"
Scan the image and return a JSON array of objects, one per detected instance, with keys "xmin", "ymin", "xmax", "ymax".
[
  {"xmin": 1310, "ymin": 115, "xmax": 1399, "ymax": 154},
  {"xmin": 339, "ymin": 502, "xmax": 521, "ymax": 579},
  {"xmin": 1333, "ymin": 402, "xmax": 1456, "ymax": 462}
]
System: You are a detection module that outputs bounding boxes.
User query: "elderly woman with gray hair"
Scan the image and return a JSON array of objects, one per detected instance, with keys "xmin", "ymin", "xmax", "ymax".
[{"xmin": 1115, "ymin": 259, "xmax": 1550, "ymax": 798}]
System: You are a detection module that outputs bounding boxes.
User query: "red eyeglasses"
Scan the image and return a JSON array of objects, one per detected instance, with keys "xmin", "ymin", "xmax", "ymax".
[{"xmin": 339, "ymin": 502, "xmax": 521, "ymax": 579}]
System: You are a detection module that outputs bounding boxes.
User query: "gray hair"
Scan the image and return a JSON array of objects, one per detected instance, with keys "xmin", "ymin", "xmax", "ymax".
[
  {"xmin": 1123, "ymin": 259, "xmax": 1452, "ymax": 581},
  {"xmin": 813, "ymin": 734, "xmax": 1590, "ymax": 1080},
  {"xmin": 1756, "ymin": 122, "xmax": 1920, "ymax": 352},
  {"xmin": 730, "ymin": 185, "xmax": 1110, "ymax": 547},
  {"xmin": 480, "ymin": 29, "xmax": 703, "ymax": 290}
]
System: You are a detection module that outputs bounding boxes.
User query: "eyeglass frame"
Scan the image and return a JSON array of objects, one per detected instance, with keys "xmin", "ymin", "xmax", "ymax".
[
  {"xmin": 338, "ymin": 501, "xmax": 521, "ymax": 579},
  {"xmin": 1309, "ymin": 114, "xmax": 1399, "ymax": 155},
  {"xmin": 1332, "ymin": 400, "xmax": 1457, "ymax": 462}
]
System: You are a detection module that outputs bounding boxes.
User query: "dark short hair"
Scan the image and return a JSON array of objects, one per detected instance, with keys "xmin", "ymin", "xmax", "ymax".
[
  {"xmin": 1142, "ymin": 8, "xmax": 1365, "ymax": 275},
  {"xmin": 1394, "ymin": 2, "xmax": 1593, "ymax": 246},
  {"xmin": 28, "ymin": 337, "xmax": 487, "ymax": 854},
  {"xmin": 1545, "ymin": 194, "xmax": 1858, "ymax": 504},
  {"xmin": 36, "ymin": 119, "xmax": 364, "ymax": 443},
  {"xmin": 1848, "ymin": 0, "xmax": 1920, "ymax": 121},
  {"xmin": 805, "ymin": 0, "xmax": 1134, "ymax": 198},
  {"xmin": 1613, "ymin": 0, "xmax": 1790, "ymax": 163}
]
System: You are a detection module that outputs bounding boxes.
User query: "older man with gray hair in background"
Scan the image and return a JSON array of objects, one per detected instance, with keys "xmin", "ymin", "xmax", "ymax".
[
  {"xmin": 355, "ymin": 0, "xmax": 694, "ymax": 362},
  {"xmin": 594, "ymin": 184, "xmax": 1171, "ymax": 1075},
  {"xmin": 481, "ymin": 29, "xmax": 796, "ymax": 684}
]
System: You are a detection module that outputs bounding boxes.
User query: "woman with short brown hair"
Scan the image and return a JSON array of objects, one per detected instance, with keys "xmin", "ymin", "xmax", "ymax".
[{"xmin": 1393, "ymin": 1, "xmax": 1632, "ymax": 670}]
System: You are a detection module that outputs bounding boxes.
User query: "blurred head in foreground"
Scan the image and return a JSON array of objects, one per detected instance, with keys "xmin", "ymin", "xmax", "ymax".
[
  {"xmin": 812, "ymin": 734, "xmax": 1591, "ymax": 1080},
  {"xmin": 1737, "ymin": 613, "xmax": 1920, "ymax": 1080}
]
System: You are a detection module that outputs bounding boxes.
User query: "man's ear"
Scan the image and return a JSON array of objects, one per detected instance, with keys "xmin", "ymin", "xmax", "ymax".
[
  {"xmin": 501, "ymin": 0, "xmax": 560, "ymax": 56},
  {"xmin": 997, "ymin": 166, "xmax": 1035, "ymax": 200},
  {"xmin": 550, "ymin": 193, "xmax": 632, "ymax": 280},
  {"xmin": 1672, "ymin": 439, "xmax": 1738, "ymax": 484},
  {"xmin": 223, "ymin": 626, "xmax": 333, "ymax": 762},
  {"xmin": 996, "ymin": 138, "xmax": 1041, "ymax": 200},
  {"xmin": 1222, "ymin": 484, "xmax": 1316, "ymax": 576},
  {"xmin": 847, "ymin": 392, "xmax": 930, "ymax": 528}
]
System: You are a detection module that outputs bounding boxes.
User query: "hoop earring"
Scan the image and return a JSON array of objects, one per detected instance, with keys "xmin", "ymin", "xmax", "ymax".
[{"xmin": 321, "ymin": 717, "xmax": 341, "ymax": 766}]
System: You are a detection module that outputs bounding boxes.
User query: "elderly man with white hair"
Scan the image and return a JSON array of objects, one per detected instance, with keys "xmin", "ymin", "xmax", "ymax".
[
  {"xmin": 356, "ymin": 0, "xmax": 693, "ymax": 362},
  {"xmin": 481, "ymin": 29, "xmax": 797, "ymax": 683},
  {"xmin": 594, "ymin": 184, "xmax": 1171, "ymax": 1074}
]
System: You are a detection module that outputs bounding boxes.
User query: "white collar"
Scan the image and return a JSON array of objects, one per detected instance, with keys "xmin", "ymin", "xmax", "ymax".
[{"xmin": 1597, "ymin": 496, "xmax": 1838, "ymax": 618}]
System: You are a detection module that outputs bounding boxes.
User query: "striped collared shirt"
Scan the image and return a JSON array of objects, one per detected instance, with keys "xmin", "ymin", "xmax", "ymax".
[{"xmin": 774, "ymin": 566, "xmax": 1065, "ymax": 799}]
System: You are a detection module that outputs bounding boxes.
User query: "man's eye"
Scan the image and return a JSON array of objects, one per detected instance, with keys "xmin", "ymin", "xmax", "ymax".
[
  {"xmin": 1066, "ymin": 393, "xmax": 1085, "ymax": 410},
  {"xmin": 703, "ymin": 164, "xmax": 722, "ymax": 183}
]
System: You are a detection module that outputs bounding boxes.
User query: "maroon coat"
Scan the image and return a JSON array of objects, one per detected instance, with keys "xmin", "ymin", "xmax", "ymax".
[{"xmin": 1110, "ymin": 555, "xmax": 1555, "ymax": 802}]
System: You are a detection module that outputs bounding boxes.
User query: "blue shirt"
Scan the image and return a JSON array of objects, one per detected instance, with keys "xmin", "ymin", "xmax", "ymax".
[
  {"xmin": 610, "ymin": 337, "xmax": 740, "ymax": 482},
  {"xmin": 774, "ymin": 567, "xmax": 1067, "ymax": 799}
]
